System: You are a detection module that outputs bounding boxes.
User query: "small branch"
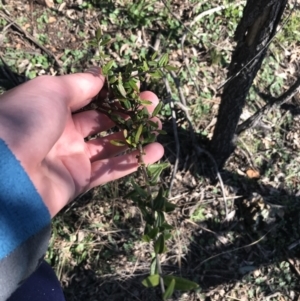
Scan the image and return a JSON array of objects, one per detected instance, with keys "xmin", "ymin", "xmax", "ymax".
[
  {"xmin": 0, "ymin": 11, "xmax": 62, "ymax": 68},
  {"xmin": 237, "ymin": 75, "xmax": 300, "ymax": 135}
]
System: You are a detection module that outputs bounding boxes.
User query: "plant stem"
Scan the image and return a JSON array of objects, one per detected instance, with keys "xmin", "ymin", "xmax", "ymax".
[{"xmin": 137, "ymin": 144, "xmax": 165, "ymax": 294}]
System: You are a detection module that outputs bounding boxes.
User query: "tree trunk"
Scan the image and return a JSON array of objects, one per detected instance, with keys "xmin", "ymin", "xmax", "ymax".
[{"xmin": 209, "ymin": 0, "xmax": 287, "ymax": 168}]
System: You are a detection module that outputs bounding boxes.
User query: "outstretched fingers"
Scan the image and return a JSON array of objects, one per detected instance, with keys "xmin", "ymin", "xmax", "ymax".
[{"xmin": 88, "ymin": 142, "xmax": 164, "ymax": 189}]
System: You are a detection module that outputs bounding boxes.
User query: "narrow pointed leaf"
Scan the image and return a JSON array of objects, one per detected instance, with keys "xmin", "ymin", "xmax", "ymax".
[
  {"xmin": 155, "ymin": 211, "xmax": 165, "ymax": 228},
  {"xmin": 164, "ymin": 201, "xmax": 176, "ymax": 213},
  {"xmin": 142, "ymin": 274, "xmax": 160, "ymax": 288},
  {"xmin": 163, "ymin": 278, "xmax": 175, "ymax": 300},
  {"xmin": 163, "ymin": 275, "xmax": 199, "ymax": 291},
  {"xmin": 100, "ymin": 37, "xmax": 111, "ymax": 46},
  {"xmin": 102, "ymin": 60, "xmax": 114, "ymax": 75},
  {"xmin": 147, "ymin": 227, "xmax": 159, "ymax": 239},
  {"xmin": 158, "ymin": 53, "xmax": 169, "ymax": 67},
  {"xmin": 143, "ymin": 133, "xmax": 156, "ymax": 144},
  {"xmin": 117, "ymin": 77, "xmax": 127, "ymax": 98},
  {"xmin": 96, "ymin": 28, "xmax": 102, "ymax": 42},
  {"xmin": 151, "ymin": 52, "xmax": 158, "ymax": 60},
  {"xmin": 150, "ymin": 257, "xmax": 157, "ymax": 275},
  {"xmin": 152, "ymin": 102, "xmax": 163, "ymax": 117},
  {"xmin": 164, "ymin": 64, "xmax": 178, "ymax": 71},
  {"xmin": 157, "ymin": 130, "xmax": 167, "ymax": 135},
  {"xmin": 135, "ymin": 124, "xmax": 143, "ymax": 144},
  {"xmin": 147, "ymin": 120, "xmax": 159, "ymax": 129},
  {"xmin": 139, "ymin": 99, "xmax": 153, "ymax": 105},
  {"xmin": 154, "ymin": 234, "xmax": 165, "ymax": 254},
  {"xmin": 149, "ymin": 72, "xmax": 162, "ymax": 79},
  {"xmin": 160, "ymin": 222, "xmax": 173, "ymax": 231},
  {"xmin": 143, "ymin": 60, "xmax": 149, "ymax": 71},
  {"xmin": 147, "ymin": 163, "xmax": 169, "ymax": 182},
  {"xmin": 164, "ymin": 231, "xmax": 172, "ymax": 241},
  {"xmin": 110, "ymin": 139, "xmax": 126, "ymax": 147},
  {"xmin": 153, "ymin": 187, "xmax": 165, "ymax": 210},
  {"xmin": 142, "ymin": 234, "xmax": 151, "ymax": 243},
  {"xmin": 131, "ymin": 180, "xmax": 148, "ymax": 198}
]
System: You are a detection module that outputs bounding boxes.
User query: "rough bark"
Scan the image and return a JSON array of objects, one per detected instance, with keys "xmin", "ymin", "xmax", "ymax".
[{"xmin": 209, "ymin": 0, "xmax": 287, "ymax": 168}]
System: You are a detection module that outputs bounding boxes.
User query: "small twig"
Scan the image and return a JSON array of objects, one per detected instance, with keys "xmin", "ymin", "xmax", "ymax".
[
  {"xmin": 237, "ymin": 137, "xmax": 257, "ymax": 169},
  {"xmin": 286, "ymin": 257, "xmax": 300, "ymax": 278},
  {"xmin": 192, "ymin": 225, "xmax": 276, "ymax": 271},
  {"xmin": 0, "ymin": 0, "xmax": 11, "ymax": 16},
  {"xmin": 0, "ymin": 11, "xmax": 62, "ymax": 68},
  {"xmin": 265, "ymin": 292, "xmax": 284, "ymax": 301},
  {"xmin": 237, "ymin": 75, "xmax": 300, "ymax": 134}
]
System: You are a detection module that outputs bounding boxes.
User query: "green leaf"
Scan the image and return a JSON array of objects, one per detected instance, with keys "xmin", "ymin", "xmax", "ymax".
[
  {"xmin": 131, "ymin": 179, "xmax": 148, "ymax": 198},
  {"xmin": 153, "ymin": 187, "xmax": 165, "ymax": 210},
  {"xmin": 127, "ymin": 79, "xmax": 139, "ymax": 91},
  {"xmin": 147, "ymin": 120, "xmax": 159, "ymax": 129},
  {"xmin": 163, "ymin": 275, "xmax": 199, "ymax": 291},
  {"xmin": 124, "ymin": 63, "xmax": 133, "ymax": 76},
  {"xmin": 163, "ymin": 278, "xmax": 175, "ymax": 300},
  {"xmin": 120, "ymin": 98, "xmax": 131, "ymax": 110},
  {"xmin": 158, "ymin": 53, "xmax": 169, "ymax": 67},
  {"xmin": 143, "ymin": 133, "xmax": 156, "ymax": 144},
  {"xmin": 155, "ymin": 211, "xmax": 165, "ymax": 228},
  {"xmin": 117, "ymin": 75, "xmax": 127, "ymax": 98},
  {"xmin": 150, "ymin": 257, "xmax": 157, "ymax": 275},
  {"xmin": 102, "ymin": 60, "xmax": 114, "ymax": 75},
  {"xmin": 142, "ymin": 274, "xmax": 160, "ymax": 288},
  {"xmin": 110, "ymin": 113, "xmax": 125, "ymax": 125},
  {"xmin": 160, "ymin": 222, "xmax": 173, "ymax": 231},
  {"xmin": 149, "ymin": 71, "xmax": 163, "ymax": 79},
  {"xmin": 164, "ymin": 201, "xmax": 176, "ymax": 213},
  {"xmin": 143, "ymin": 60, "xmax": 149, "ymax": 71},
  {"xmin": 151, "ymin": 52, "xmax": 158, "ymax": 60},
  {"xmin": 147, "ymin": 163, "xmax": 169, "ymax": 182},
  {"xmin": 154, "ymin": 234, "xmax": 165, "ymax": 254},
  {"xmin": 108, "ymin": 75, "xmax": 117, "ymax": 84},
  {"xmin": 139, "ymin": 99, "xmax": 153, "ymax": 105},
  {"xmin": 110, "ymin": 139, "xmax": 126, "ymax": 147},
  {"xmin": 135, "ymin": 124, "xmax": 143, "ymax": 144},
  {"xmin": 147, "ymin": 227, "xmax": 159, "ymax": 239},
  {"xmin": 157, "ymin": 130, "xmax": 167, "ymax": 135},
  {"xmin": 142, "ymin": 234, "xmax": 151, "ymax": 243},
  {"xmin": 100, "ymin": 38, "xmax": 111, "ymax": 46},
  {"xmin": 164, "ymin": 231, "xmax": 172, "ymax": 241},
  {"xmin": 96, "ymin": 28, "xmax": 102, "ymax": 42},
  {"xmin": 152, "ymin": 102, "xmax": 163, "ymax": 117},
  {"xmin": 164, "ymin": 64, "xmax": 178, "ymax": 71}
]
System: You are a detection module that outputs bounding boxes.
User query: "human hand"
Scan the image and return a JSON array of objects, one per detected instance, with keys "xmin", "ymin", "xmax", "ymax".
[{"xmin": 0, "ymin": 68, "xmax": 164, "ymax": 217}]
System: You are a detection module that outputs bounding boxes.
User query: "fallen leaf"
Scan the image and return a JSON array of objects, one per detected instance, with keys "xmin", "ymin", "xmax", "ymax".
[
  {"xmin": 44, "ymin": 0, "xmax": 54, "ymax": 8},
  {"xmin": 48, "ymin": 16, "xmax": 57, "ymax": 23},
  {"xmin": 246, "ymin": 169, "xmax": 260, "ymax": 179}
]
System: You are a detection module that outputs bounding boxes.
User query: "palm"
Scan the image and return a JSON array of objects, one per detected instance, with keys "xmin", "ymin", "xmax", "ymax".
[{"xmin": 0, "ymin": 72, "xmax": 164, "ymax": 217}]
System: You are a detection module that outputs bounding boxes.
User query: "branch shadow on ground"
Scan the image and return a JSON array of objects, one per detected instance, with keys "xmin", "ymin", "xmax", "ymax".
[{"xmin": 57, "ymin": 119, "xmax": 300, "ymax": 301}]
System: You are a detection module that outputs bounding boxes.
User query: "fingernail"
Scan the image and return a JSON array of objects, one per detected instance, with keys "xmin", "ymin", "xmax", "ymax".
[{"xmin": 85, "ymin": 66, "xmax": 101, "ymax": 76}]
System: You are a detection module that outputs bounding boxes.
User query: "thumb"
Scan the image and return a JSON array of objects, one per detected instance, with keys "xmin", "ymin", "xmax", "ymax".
[{"xmin": 55, "ymin": 67, "xmax": 105, "ymax": 111}]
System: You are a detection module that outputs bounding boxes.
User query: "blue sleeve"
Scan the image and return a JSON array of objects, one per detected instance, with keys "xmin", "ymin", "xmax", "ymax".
[{"xmin": 0, "ymin": 138, "xmax": 51, "ymax": 300}]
